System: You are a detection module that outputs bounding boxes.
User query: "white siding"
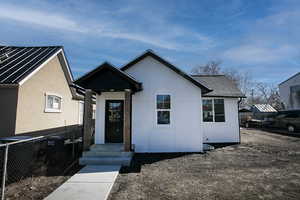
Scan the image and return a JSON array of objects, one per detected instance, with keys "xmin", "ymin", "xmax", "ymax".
[
  {"xmin": 203, "ymin": 98, "xmax": 240, "ymax": 143},
  {"xmin": 95, "ymin": 92, "xmax": 125, "ymax": 144},
  {"xmin": 125, "ymin": 57, "xmax": 203, "ymax": 152},
  {"xmin": 93, "ymin": 56, "xmax": 241, "ymax": 152},
  {"xmin": 279, "ymin": 73, "xmax": 300, "ymax": 110}
]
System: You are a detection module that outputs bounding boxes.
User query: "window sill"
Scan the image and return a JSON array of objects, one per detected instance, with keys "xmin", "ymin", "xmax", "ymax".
[
  {"xmin": 44, "ymin": 109, "xmax": 61, "ymax": 113},
  {"xmin": 156, "ymin": 123, "xmax": 172, "ymax": 128},
  {"xmin": 203, "ymin": 121, "xmax": 226, "ymax": 123}
]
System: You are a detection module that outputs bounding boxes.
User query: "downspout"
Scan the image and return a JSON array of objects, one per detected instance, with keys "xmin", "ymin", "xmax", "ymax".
[
  {"xmin": 130, "ymin": 92, "xmax": 133, "ymax": 151},
  {"xmin": 237, "ymin": 98, "xmax": 242, "ymax": 144}
]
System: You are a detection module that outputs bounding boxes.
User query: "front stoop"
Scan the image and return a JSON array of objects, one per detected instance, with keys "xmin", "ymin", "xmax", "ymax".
[{"xmin": 80, "ymin": 144, "xmax": 133, "ymax": 166}]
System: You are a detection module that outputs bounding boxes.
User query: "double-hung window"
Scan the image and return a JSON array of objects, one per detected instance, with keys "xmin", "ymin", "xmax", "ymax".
[
  {"xmin": 45, "ymin": 93, "xmax": 62, "ymax": 113},
  {"xmin": 202, "ymin": 99, "xmax": 225, "ymax": 122},
  {"xmin": 156, "ymin": 94, "xmax": 171, "ymax": 125}
]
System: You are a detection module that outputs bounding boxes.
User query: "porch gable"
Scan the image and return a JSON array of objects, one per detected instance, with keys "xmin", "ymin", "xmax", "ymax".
[{"xmin": 74, "ymin": 62, "xmax": 142, "ymax": 93}]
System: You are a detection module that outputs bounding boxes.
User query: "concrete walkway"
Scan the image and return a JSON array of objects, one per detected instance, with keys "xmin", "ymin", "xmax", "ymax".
[{"xmin": 44, "ymin": 165, "xmax": 120, "ymax": 200}]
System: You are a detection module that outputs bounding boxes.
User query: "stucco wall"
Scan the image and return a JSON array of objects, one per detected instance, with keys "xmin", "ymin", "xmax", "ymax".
[
  {"xmin": 124, "ymin": 56, "xmax": 203, "ymax": 153},
  {"xmin": 279, "ymin": 73, "xmax": 300, "ymax": 110},
  {"xmin": 15, "ymin": 54, "xmax": 80, "ymax": 134},
  {"xmin": 0, "ymin": 87, "xmax": 18, "ymax": 137},
  {"xmin": 202, "ymin": 97, "xmax": 240, "ymax": 143}
]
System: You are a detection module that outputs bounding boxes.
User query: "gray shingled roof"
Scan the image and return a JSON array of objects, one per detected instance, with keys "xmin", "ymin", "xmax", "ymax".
[
  {"xmin": 191, "ymin": 75, "xmax": 245, "ymax": 98},
  {"xmin": 0, "ymin": 45, "xmax": 62, "ymax": 84}
]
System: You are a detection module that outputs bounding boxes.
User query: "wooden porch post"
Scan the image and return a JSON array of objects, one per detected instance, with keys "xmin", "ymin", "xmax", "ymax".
[
  {"xmin": 83, "ymin": 89, "xmax": 93, "ymax": 151},
  {"xmin": 124, "ymin": 89, "xmax": 131, "ymax": 152}
]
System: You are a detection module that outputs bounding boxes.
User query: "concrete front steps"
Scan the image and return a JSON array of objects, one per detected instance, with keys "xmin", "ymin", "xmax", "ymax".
[{"xmin": 79, "ymin": 144, "xmax": 133, "ymax": 166}]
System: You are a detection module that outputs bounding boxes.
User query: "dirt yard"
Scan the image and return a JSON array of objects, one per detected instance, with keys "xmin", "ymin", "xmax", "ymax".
[
  {"xmin": 108, "ymin": 129, "xmax": 300, "ymax": 200},
  {"xmin": 4, "ymin": 163, "xmax": 82, "ymax": 200}
]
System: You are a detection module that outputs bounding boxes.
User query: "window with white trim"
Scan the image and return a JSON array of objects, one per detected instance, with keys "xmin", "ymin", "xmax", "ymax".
[
  {"xmin": 45, "ymin": 93, "xmax": 62, "ymax": 113},
  {"xmin": 156, "ymin": 94, "xmax": 171, "ymax": 125},
  {"xmin": 202, "ymin": 99, "xmax": 225, "ymax": 122}
]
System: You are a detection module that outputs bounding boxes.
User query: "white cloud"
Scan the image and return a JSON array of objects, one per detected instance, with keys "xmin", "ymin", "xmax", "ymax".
[
  {"xmin": 0, "ymin": 3, "xmax": 215, "ymax": 52},
  {"xmin": 223, "ymin": 45, "xmax": 298, "ymax": 63},
  {"xmin": 0, "ymin": 5, "xmax": 87, "ymax": 33},
  {"xmin": 100, "ymin": 32, "xmax": 178, "ymax": 50}
]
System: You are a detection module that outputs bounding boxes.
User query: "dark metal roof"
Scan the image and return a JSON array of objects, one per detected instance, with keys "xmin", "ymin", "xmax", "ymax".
[
  {"xmin": 191, "ymin": 75, "xmax": 245, "ymax": 98},
  {"xmin": 74, "ymin": 62, "xmax": 142, "ymax": 93},
  {"xmin": 0, "ymin": 45, "xmax": 62, "ymax": 84},
  {"xmin": 121, "ymin": 50, "xmax": 212, "ymax": 94}
]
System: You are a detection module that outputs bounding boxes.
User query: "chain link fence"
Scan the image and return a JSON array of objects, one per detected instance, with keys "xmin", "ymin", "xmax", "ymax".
[{"xmin": 0, "ymin": 125, "xmax": 84, "ymax": 200}]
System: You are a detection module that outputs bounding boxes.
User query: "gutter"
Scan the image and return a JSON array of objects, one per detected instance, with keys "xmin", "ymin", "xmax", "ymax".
[
  {"xmin": 0, "ymin": 84, "xmax": 19, "ymax": 88},
  {"xmin": 237, "ymin": 98, "xmax": 242, "ymax": 144}
]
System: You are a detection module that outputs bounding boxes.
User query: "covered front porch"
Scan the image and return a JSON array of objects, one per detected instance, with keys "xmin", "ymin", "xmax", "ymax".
[{"xmin": 75, "ymin": 62, "xmax": 142, "ymax": 165}]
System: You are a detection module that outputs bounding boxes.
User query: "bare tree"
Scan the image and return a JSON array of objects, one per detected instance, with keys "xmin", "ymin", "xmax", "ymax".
[
  {"xmin": 191, "ymin": 60, "xmax": 285, "ymax": 109},
  {"xmin": 191, "ymin": 60, "xmax": 253, "ymax": 101},
  {"xmin": 191, "ymin": 60, "xmax": 222, "ymax": 75},
  {"xmin": 255, "ymin": 82, "xmax": 282, "ymax": 110},
  {"xmin": 222, "ymin": 68, "xmax": 253, "ymax": 95}
]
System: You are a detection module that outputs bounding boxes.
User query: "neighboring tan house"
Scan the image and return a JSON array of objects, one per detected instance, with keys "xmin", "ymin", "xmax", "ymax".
[
  {"xmin": 0, "ymin": 45, "xmax": 84, "ymax": 137},
  {"xmin": 75, "ymin": 50, "xmax": 245, "ymax": 154},
  {"xmin": 279, "ymin": 72, "xmax": 300, "ymax": 110}
]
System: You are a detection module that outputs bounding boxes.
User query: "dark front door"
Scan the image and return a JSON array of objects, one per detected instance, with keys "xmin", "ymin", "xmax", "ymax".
[{"xmin": 105, "ymin": 100, "xmax": 124, "ymax": 143}]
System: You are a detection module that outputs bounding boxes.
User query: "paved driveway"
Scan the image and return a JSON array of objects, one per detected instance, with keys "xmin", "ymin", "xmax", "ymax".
[{"xmin": 108, "ymin": 129, "xmax": 300, "ymax": 200}]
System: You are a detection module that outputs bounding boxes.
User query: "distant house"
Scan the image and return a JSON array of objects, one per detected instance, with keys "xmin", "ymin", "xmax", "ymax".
[
  {"xmin": 279, "ymin": 72, "xmax": 300, "ymax": 110},
  {"xmin": 251, "ymin": 104, "xmax": 277, "ymax": 120},
  {"xmin": 238, "ymin": 107, "xmax": 252, "ymax": 124},
  {"xmin": 75, "ymin": 50, "xmax": 245, "ymax": 154},
  {"xmin": 0, "ymin": 45, "xmax": 84, "ymax": 137}
]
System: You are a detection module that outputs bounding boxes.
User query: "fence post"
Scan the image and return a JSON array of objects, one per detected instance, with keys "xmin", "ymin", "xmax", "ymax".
[
  {"xmin": 1, "ymin": 145, "xmax": 8, "ymax": 200},
  {"xmin": 83, "ymin": 89, "xmax": 93, "ymax": 151}
]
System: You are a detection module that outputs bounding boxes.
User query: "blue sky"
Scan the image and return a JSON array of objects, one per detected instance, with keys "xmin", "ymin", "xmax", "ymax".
[{"xmin": 0, "ymin": 0, "xmax": 299, "ymax": 84}]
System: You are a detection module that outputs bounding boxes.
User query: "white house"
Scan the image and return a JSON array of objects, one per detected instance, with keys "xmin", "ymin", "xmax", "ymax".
[
  {"xmin": 75, "ymin": 50, "xmax": 244, "ymax": 155},
  {"xmin": 279, "ymin": 72, "xmax": 300, "ymax": 110}
]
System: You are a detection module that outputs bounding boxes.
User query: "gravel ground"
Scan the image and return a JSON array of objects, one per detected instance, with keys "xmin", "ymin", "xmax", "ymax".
[{"xmin": 108, "ymin": 129, "xmax": 300, "ymax": 200}]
